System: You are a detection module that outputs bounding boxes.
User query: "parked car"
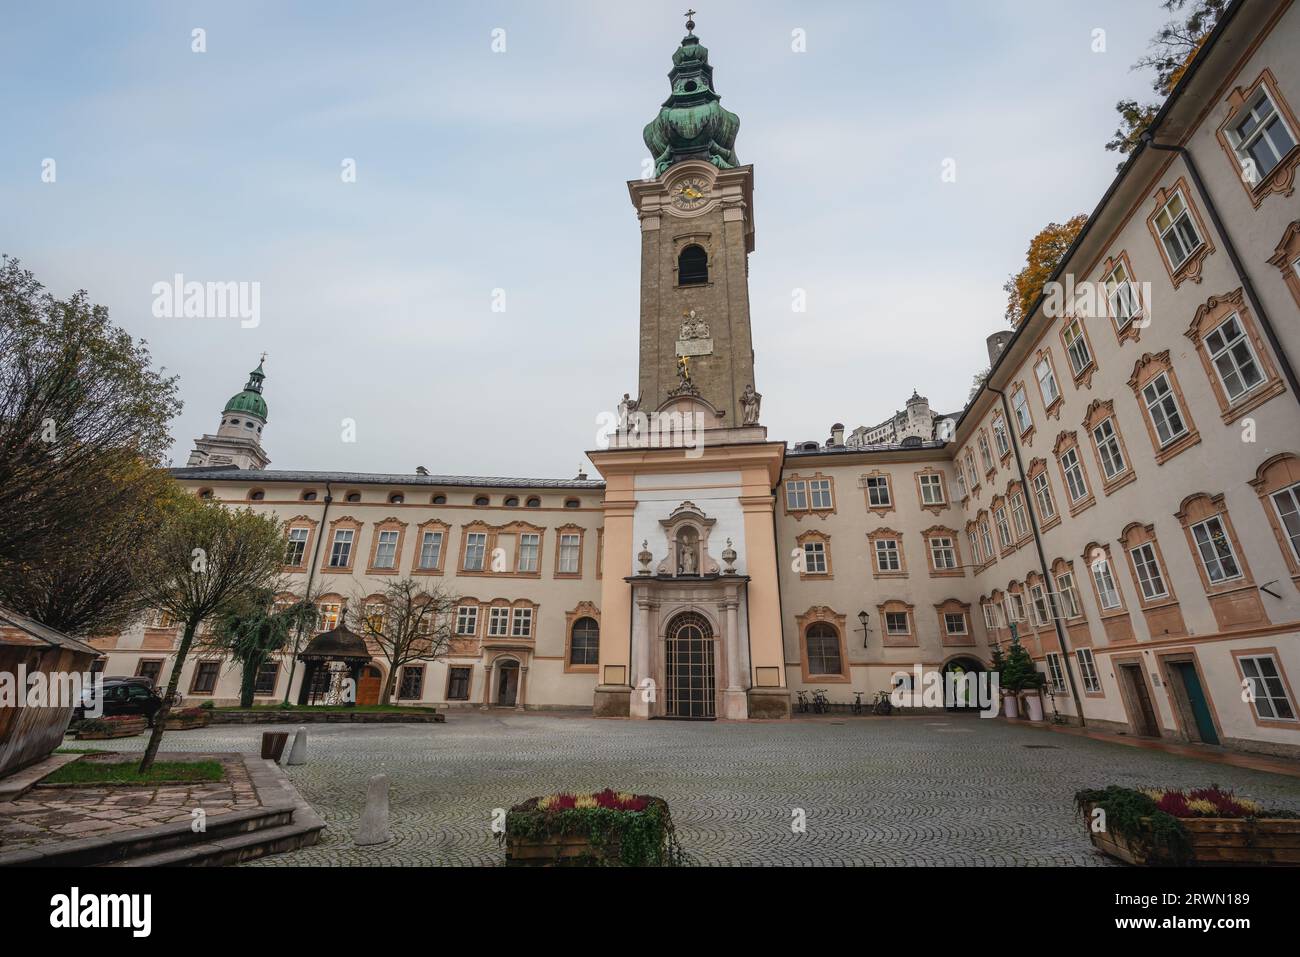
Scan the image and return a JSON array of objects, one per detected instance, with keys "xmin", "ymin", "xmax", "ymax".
[{"xmin": 72, "ymin": 678, "xmax": 164, "ymax": 725}]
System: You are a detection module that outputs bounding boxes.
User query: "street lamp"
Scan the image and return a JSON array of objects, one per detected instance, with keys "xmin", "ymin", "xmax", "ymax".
[{"xmin": 857, "ymin": 610, "xmax": 870, "ymax": 647}]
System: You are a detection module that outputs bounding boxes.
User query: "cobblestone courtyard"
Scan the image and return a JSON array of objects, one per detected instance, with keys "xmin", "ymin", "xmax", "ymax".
[{"xmin": 85, "ymin": 714, "xmax": 1300, "ymax": 866}]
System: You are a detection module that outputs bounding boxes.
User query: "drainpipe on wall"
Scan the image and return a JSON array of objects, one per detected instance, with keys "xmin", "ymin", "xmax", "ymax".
[
  {"xmin": 282, "ymin": 480, "xmax": 332, "ymax": 705},
  {"xmin": 986, "ymin": 386, "xmax": 1088, "ymax": 727},
  {"xmin": 1143, "ymin": 134, "xmax": 1300, "ymax": 407}
]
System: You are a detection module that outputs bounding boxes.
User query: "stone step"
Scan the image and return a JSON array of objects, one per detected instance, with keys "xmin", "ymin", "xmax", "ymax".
[
  {"xmin": 3, "ymin": 805, "xmax": 294, "ymax": 867},
  {"xmin": 104, "ymin": 814, "xmax": 325, "ymax": 867}
]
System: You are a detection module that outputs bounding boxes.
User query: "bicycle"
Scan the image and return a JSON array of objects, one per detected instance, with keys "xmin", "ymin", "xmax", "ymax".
[
  {"xmin": 795, "ymin": 689, "xmax": 810, "ymax": 714},
  {"xmin": 812, "ymin": 688, "xmax": 830, "ymax": 714},
  {"xmin": 851, "ymin": 691, "xmax": 865, "ymax": 715},
  {"xmin": 872, "ymin": 690, "xmax": 894, "ymax": 716}
]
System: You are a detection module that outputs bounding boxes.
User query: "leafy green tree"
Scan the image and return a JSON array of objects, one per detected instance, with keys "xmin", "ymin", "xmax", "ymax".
[
  {"xmin": 205, "ymin": 590, "xmax": 318, "ymax": 708},
  {"xmin": 0, "ymin": 256, "xmax": 181, "ymax": 572},
  {"xmin": 135, "ymin": 497, "xmax": 287, "ymax": 771}
]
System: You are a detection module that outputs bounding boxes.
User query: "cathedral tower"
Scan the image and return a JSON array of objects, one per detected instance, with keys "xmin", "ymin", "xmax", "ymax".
[
  {"xmin": 185, "ymin": 358, "xmax": 271, "ymax": 470},
  {"xmin": 631, "ymin": 17, "xmax": 757, "ymax": 428}
]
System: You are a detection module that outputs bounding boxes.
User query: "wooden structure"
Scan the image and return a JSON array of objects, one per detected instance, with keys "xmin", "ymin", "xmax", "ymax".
[{"xmin": 0, "ymin": 606, "xmax": 101, "ymax": 777}]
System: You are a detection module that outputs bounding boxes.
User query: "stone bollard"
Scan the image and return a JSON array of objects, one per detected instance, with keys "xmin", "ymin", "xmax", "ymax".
[
  {"xmin": 354, "ymin": 773, "xmax": 392, "ymax": 846},
  {"xmin": 287, "ymin": 727, "xmax": 308, "ymax": 765}
]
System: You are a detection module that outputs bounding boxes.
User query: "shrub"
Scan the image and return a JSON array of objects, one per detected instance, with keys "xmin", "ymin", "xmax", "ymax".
[{"xmin": 502, "ymin": 790, "xmax": 686, "ymax": 866}]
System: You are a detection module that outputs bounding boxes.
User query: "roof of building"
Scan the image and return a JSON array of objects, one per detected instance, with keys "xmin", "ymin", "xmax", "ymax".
[
  {"xmin": 0, "ymin": 605, "xmax": 100, "ymax": 656},
  {"xmin": 223, "ymin": 360, "xmax": 268, "ymax": 419},
  {"xmin": 298, "ymin": 619, "xmax": 371, "ymax": 663},
  {"xmin": 169, "ymin": 467, "xmax": 607, "ymax": 490},
  {"xmin": 788, "ymin": 439, "xmax": 948, "ymax": 458}
]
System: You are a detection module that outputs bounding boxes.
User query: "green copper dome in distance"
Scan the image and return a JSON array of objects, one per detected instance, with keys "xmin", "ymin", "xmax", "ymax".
[
  {"xmin": 643, "ymin": 20, "xmax": 740, "ymax": 177},
  {"xmin": 223, "ymin": 360, "xmax": 268, "ymax": 420}
]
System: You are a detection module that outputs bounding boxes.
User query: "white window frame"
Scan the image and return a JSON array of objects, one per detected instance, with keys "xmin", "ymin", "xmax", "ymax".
[
  {"xmin": 328, "ymin": 529, "xmax": 354, "ymax": 568},
  {"xmin": 511, "ymin": 607, "xmax": 533, "ymax": 638},
  {"xmin": 1270, "ymin": 481, "xmax": 1300, "ymax": 564},
  {"xmin": 1055, "ymin": 572, "xmax": 1081, "ymax": 618},
  {"xmin": 558, "ymin": 533, "xmax": 581, "ymax": 574},
  {"xmin": 464, "ymin": 532, "xmax": 487, "ymax": 571},
  {"xmin": 373, "ymin": 529, "xmax": 399, "ymax": 569},
  {"xmin": 1045, "ymin": 653, "xmax": 1067, "ymax": 693},
  {"xmin": 454, "ymin": 604, "xmax": 478, "ymax": 636},
  {"xmin": 1010, "ymin": 493, "xmax": 1029, "ymax": 539},
  {"xmin": 418, "ymin": 530, "xmax": 443, "ymax": 570},
  {"xmin": 1104, "ymin": 259, "xmax": 1141, "ymax": 328},
  {"xmin": 1062, "ymin": 318, "xmax": 1092, "ymax": 375},
  {"xmin": 487, "ymin": 606, "xmax": 510, "ymax": 637},
  {"xmin": 1029, "ymin": 584, "xmax": 1050, "ymax": 626},
  {"xmin": 1129, "ymin": 542, "xmax": 1168, "ymax": 600},
  {"xmin": 884, "ymin": 611, "xmax": 910, "ymax": 636},
  {"xmin": 785, "ymin": 480, "xmax": 808, "ymax": 511},
  {"xmin": 517, "ymin": 532, "xmax": 540, "ymax": 573},
  {"xmin": 1204, "ymin": 313, "xmax": 1264, "ymax": 402},
  {"xmin": 809, "ymin": 478, "xmax": 834, "ymax": 510},
  {"xmin": 1190, "ymin": 516, "xmax": 1242, "ymax": 584},
  {"xmin": 943, "ymin": 612, "xmax": 968, "ymax": 636},
  {"xmin": 1092, "ymin": 417, "xmax": 1127, "ymax": 480},
  {"xmin": 929, "ymin": 536, "xmax": 957, "ymax": 570},
  {"xmin": 919, "ymin": 473, "xmax": 945, "ymax": 505},
  {"xmin": 1227, "ymin": 87, "xmax": 1297, "ymax": 181},
  {"xmin": 803, "ymin": 541, "xmax": 827, "ymax": 575},
  {"xmin": 1060, "ymin": 447, "xmax": 1089, "ymax": 503},
  {"xmin": 994, "ymin": 506, "xmax": 1012, "ymax": 549},
  {"xmin": 285, "ymin": 527, "xmax": 309, "ymax": 566},
  {"xmin": 874, "ymin": 538, "xmax": 901, "ymax": 572},
  {"xmin": 1012, "ymin": 386, "xmax": 1033, "ymax": 434},
  {"xmin": 1239, "ymin": 654, "xmax": 1296, "ymax": 722},
  {"xmin": 1076, "ymin": 647, "xmax": 1101, "ymax": 694},
  {"xmin": 979, "ymin": 519, "xmax": 994, "ymax": 561},
  {"xmin": 865, "ymin": 475, "xmax": 891, "ymax": 507},
  {"xmin": 1035, "ymin": 357, "xmax": 1060, "ymax": 406},
  {"xmin": 1032, "ymin": 471, "xmax": 1055, "ymax": 520},
  {"xmin": 1090, "ymin": 557, "xmax": 1121, "ymax": 610},
  {"xmin": 992, "ymin": 416, "xmax": 1010, "ymax": 457},
  {"xmin": 978, "ymin": 434, "xmax": 994, "ymax": 472},
  {"xmin": 1141, "ymin": 372, "xmax": 1188, "ymax": 448}
]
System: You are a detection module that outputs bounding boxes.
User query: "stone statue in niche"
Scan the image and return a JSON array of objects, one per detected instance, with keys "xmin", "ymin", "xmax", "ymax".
[
  {"xmin": 676, "ymin": 527, "xmax": 699, "ymax": 576},
  {"xmin": 740, "ymin": 384, "xmax": 762, "ymax": 425}
]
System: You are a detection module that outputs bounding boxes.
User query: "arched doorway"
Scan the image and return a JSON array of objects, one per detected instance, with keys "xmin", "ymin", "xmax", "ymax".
[
  {"xmin": 664, "ymin": 611, "xmax": 715, "ymax": 719},
  {"xmin": 942, "ymin": 656, "xmax": 986, "ymax": 712},
  {"xmin": 495, "ymin": 659, "xmax": 521, "ymax": 707}
]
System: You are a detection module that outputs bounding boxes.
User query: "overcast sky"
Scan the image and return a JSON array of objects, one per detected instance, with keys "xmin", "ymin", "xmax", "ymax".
[{"xmin": 1, "ymin": 0, "xmax": 1174, "ymax": 478}]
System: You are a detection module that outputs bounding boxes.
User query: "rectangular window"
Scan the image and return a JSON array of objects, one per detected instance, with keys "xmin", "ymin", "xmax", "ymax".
[
  {"xmin": 1076, "ymin": 648, "xmax": 1101, "ymax": 694},
  {"xmin": 447, "ymin": 667, "xmax": 471, "ymax": 701},
  {"xmin": 994, "ymin": 507, "xmax": 1012, "ymax": 549},
  {"xmin": 464, "ymin": 532, "xmax": 487, "ymax": 571},
  {"xmin": 328, "ymin": 529, "xmax": 354, "ymax": 567},
  {"xmin": 1012, "ymin": 386, "xmax": 1033, "ymax": 434},
  {"xmin": 992, "ymin": 417, "xmax": 1010, "ymax": 457},
  {"xmin": 1270, "ymin": 482, "xmax": 1300, "ymax": 563},
  {"xmin": 1230, "ymin": 88, "xmax": 1297, "ymax": 179},
  {"xmin": 136, "ymin": 659, "xmax": 163, "ymax": 685},
  {"xmin": 919, "ymin": 473, "xmax": 945, "ymax": 505},
  {"xmin": 982, "ymin": 604, "xmax": 996, "ymax": 629},
  {"xmin": 1032, "ymin": 472, "xmax": 1055, "ymax": 520},
  {"xmin": 1104, "ymin": 260, "xmax": 1140, "ymax": 327},
  {"xmin": 806, "ymin": 631, "xmax": 843, "ymax": 676},
  {"xmin": 1035, "ymin": 357, "xmax": 1060, "ymax": 406},
  {"xmin": 373, "ymin": 529, "xmax": 399, "ymax": 568},
  {"xmin": 1154, "ymin": 190, "xmax": 1203, "ymax": 269},
  {"xmin": 865, "ymin": 475, "xmax": 891, "ymax": 507},
  {"xmin": 1204, "ymin": 314, "xmax": 1264, "ymax": 401},
  {"xmin": 1046, "ymin": 653, "xmax": 1067, "ymax": 693},
  {"xmin": 965, "ymin": 453, "xmax": 979, "ymax": 488},
  {"xmin": 929, "ymin": 536, "xmax": 957, "ymax": 570},
  {"xmin": 1030, "ymin": 584, "xmax": 1050, "ymax": 625},
  {"xmin": 979, "ymin": 519, "xmax": 994, "ymax": 560},
  {"xmin": 1060, "ymin": 448, "xmax": 1089, "ymax": 503},
  {"xmin": 1239, "ymin": 654, "xmax": 1296, "ymax": 721},
  {"xmin": 511, "ymin": 607, "xmax": 533, "ymax": 638},
  {"xmin": 943, "ymin": 612, "xmax": 967, "ymax": 635},
  {"xmin": 978, "ymin": 434, "xmax": 994, "ymax": 472},
  {"xmin": 1091, "ymin": 558, "xmax": 1121, "ymax": 610},
  {"xmin": 488, "ymin": 607, "xmax": 510, "ymax": 637},
  {"xmin": 317, "ymin": 602, "xmax": 340, "ymax": 632},
  {"xmin": 517, "ymin": 533, "xmax": 540, "ymax": 572},
  {"xmin": 809, "ymin": 479, "xmax": 833, "ymax": 510},
  {"xmin": 1191, "ymin": 516, "xmax": 1242, "ymax": 583},
  {"xmin": 875, "ymin": 539, "xmax": 900, "ymax": 572},
  {"xmin": 1056, "ymin": 572, "xmax": 1081, "ymax": 618},
  {"xmin": 284, "ymin": 527, "xmax": 309, "ymax": 566},
  {"xmin": 1092, "ymin": 418, "xmax": 1127, "ymax": 480},
  {"xmin": 1130, "ymin": 543, "xmax": 1168, "ymax": 600},
  {"xmin": 418, "ymin": 530, "xmax": 443, "ymax": 569},
  {"xmin": 803, "ymin": 541, "xmax": 827, "ymax": 574},
  {"xmin": 967, "ymin": 530, "xmax": 982, "ymax": 566},
  {"xmin": 1063, "ymin": 319, "xmax": 1092, "ymax": 375},
  {"xmin": 192, "ymin": 661, "xmax": 220, "ymax": 694},
  {"xmin": 1010, "ymin": 493, "xmax": 1030, "ymax": 539},
  {"xmin": 1142, "ymin": 373, "xmax": 1188, "ymax": 447},
  {"xmin": 955, "ymin": 469, "xmax": 967, "ymax": 500},
  {"xmin": 364, "ymin": 602, "xmax": 385, "ymax": 634},
  {"xmin": 398, "ymin": 666, "xmax": 424, "ymax": 700},
  {"xmin": 1005, "ymin": 592, "xmax": 1026, "ymax": 622},
  {"xmin": 455, "ymin": 605, "xmax": 478, "ymax": 636},
  {"xmin": 885, "ymin": 611, "xmax": 910, "ymax": 635},
  {"xmin": 785, "ymin": 480, "xmax": 808, "ymax": 510},
  {"xmin": 558, "ymin": 533, "xmax": 581, "ymax": 574}
]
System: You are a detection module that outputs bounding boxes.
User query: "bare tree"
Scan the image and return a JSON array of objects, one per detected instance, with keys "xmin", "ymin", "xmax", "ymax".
[
  {"xmin": 135, "ymin": 497, "xmax": 287, "ymax": 771},
  {"xmin": 354, "ymin": 578, "xmax": 459, "ymax": 705}
]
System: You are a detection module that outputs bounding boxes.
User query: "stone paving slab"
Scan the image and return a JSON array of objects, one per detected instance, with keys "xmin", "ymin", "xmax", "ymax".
[{"xmin": 75, "ymin": 715, "xmax": 1300, "ymax": 866}]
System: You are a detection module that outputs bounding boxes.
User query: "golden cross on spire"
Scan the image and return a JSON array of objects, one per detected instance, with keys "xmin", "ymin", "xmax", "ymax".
[
  {"xmin": 684, "ymin": 9, "xmax": 696, "ymax": 33},
  {"xmin": 259, "ymin": 351, "xmax": 268, "ymax": 363}
]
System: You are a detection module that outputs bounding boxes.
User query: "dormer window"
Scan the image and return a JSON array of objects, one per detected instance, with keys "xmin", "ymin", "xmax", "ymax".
[
  {"xmin": 302, "ymin": 490, "xmax": 318, "ymax": 501},
  {"xmin": 504, "ymin": 496, "xmax": 519, "ymax": 507},
  {"xmin": 432, "ymin": 494, "xmax": 447, "ymax": 505},
  {"xmin": 526, "ymin": 496, "xmax": 541, "ymax": 508},
  {"xmin": 389, "ymin": 493, "xmax": 405, "ymax": 504},
  {"xmin": 564, "ymin": 498, "xmax": 580, "ymax": 509},
  {"xmin": 474, "ymin": 495, "xmax": 490, "ymax": 507},
  {"xmin": 249, "ymin": 489, "xmax": 265, "ymax": 501},
  {"xmin": 678, "ymin": 244, "xmax": 708, "ymax": 285},
  {"xmin": 345, "ymin": 492, "xmax": 361, "ymax": 503}
]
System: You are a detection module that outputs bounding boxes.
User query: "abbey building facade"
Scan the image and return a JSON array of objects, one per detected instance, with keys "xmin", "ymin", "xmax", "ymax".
[{"xmin": 90, "ymin": 5, "xmax": 1300, "ymax": 757}]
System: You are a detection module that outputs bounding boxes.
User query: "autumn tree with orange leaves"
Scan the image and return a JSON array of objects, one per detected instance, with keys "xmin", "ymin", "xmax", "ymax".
[{"xmin": 1002, "ymin": 214, "xmax": 1088, "ymax": 328}]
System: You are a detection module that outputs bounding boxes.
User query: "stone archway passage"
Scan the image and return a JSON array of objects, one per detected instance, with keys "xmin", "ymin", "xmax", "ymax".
[
  {"xmin": 942, "ymin": 657, "xmax": 986, "ymax": 712},
  {"xmin": 665, "ymin": 612, "xmax": 715, "ymax": 719}
]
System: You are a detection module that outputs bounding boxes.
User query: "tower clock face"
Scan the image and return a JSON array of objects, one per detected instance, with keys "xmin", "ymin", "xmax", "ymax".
[{"xmin": 670, "ymin": 175, "xmax": 710, "ymax": 211}]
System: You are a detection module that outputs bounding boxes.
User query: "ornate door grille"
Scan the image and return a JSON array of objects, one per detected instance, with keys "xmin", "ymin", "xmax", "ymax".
[{"xmin": 665, "ymin": 612, "xmax": 715, "ymax": 719}]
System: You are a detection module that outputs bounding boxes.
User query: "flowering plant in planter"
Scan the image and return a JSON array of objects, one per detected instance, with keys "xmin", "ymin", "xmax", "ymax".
[
  {"xmin": 500, "ymin": 789, "xmax": 686, "ymax": 866},
  {"xmin": 1076, "ymin": 785, "xmax": 1300, "ymax": 866}
]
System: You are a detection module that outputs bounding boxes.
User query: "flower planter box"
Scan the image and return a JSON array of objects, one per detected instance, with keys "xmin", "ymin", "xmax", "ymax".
[
  {"xmin": 502, "ymin": 791, "xmax": 682, "ymax": 867},
  {"xmin": 75, "ymin": 716, "xmax": 147, "ymax": 740},
  {"xmin": 1081, "ymin": 800, "xmax": 1300, "ymax": 866},
  {"xmin": 163, "ymin": 712, "xmax": 211, "ymax": 730}
]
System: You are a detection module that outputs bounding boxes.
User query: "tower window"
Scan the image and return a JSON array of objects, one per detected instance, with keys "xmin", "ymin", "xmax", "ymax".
[{"xmin": 678, "ymin": 245, "xmax": 708, "ymax": 285}]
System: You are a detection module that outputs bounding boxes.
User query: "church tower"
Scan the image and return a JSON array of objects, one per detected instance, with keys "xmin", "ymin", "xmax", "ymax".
[
  {"xmin": 186, "ymin": 358, "xmax": 271, "ymax": 470},
  {"xmin": 631, "ymin": 17, "xmax": 756, "ymax": 427},
  {"xmin": 588, "ymin": 15, "xmax": 789, "ymax": 722}
]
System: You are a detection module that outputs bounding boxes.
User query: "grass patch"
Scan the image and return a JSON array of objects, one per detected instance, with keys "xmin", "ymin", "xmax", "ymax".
[
  {"xmin": 43, "ymin": 759, "xmax": 225, "ymax": 786},
  {"xmin": 54, "ymin": 747, "xmax": 110, "ymax": 755},
  {"xmin": 218, "ymin": 703, "xmax": 440, "ymax": 714}
]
